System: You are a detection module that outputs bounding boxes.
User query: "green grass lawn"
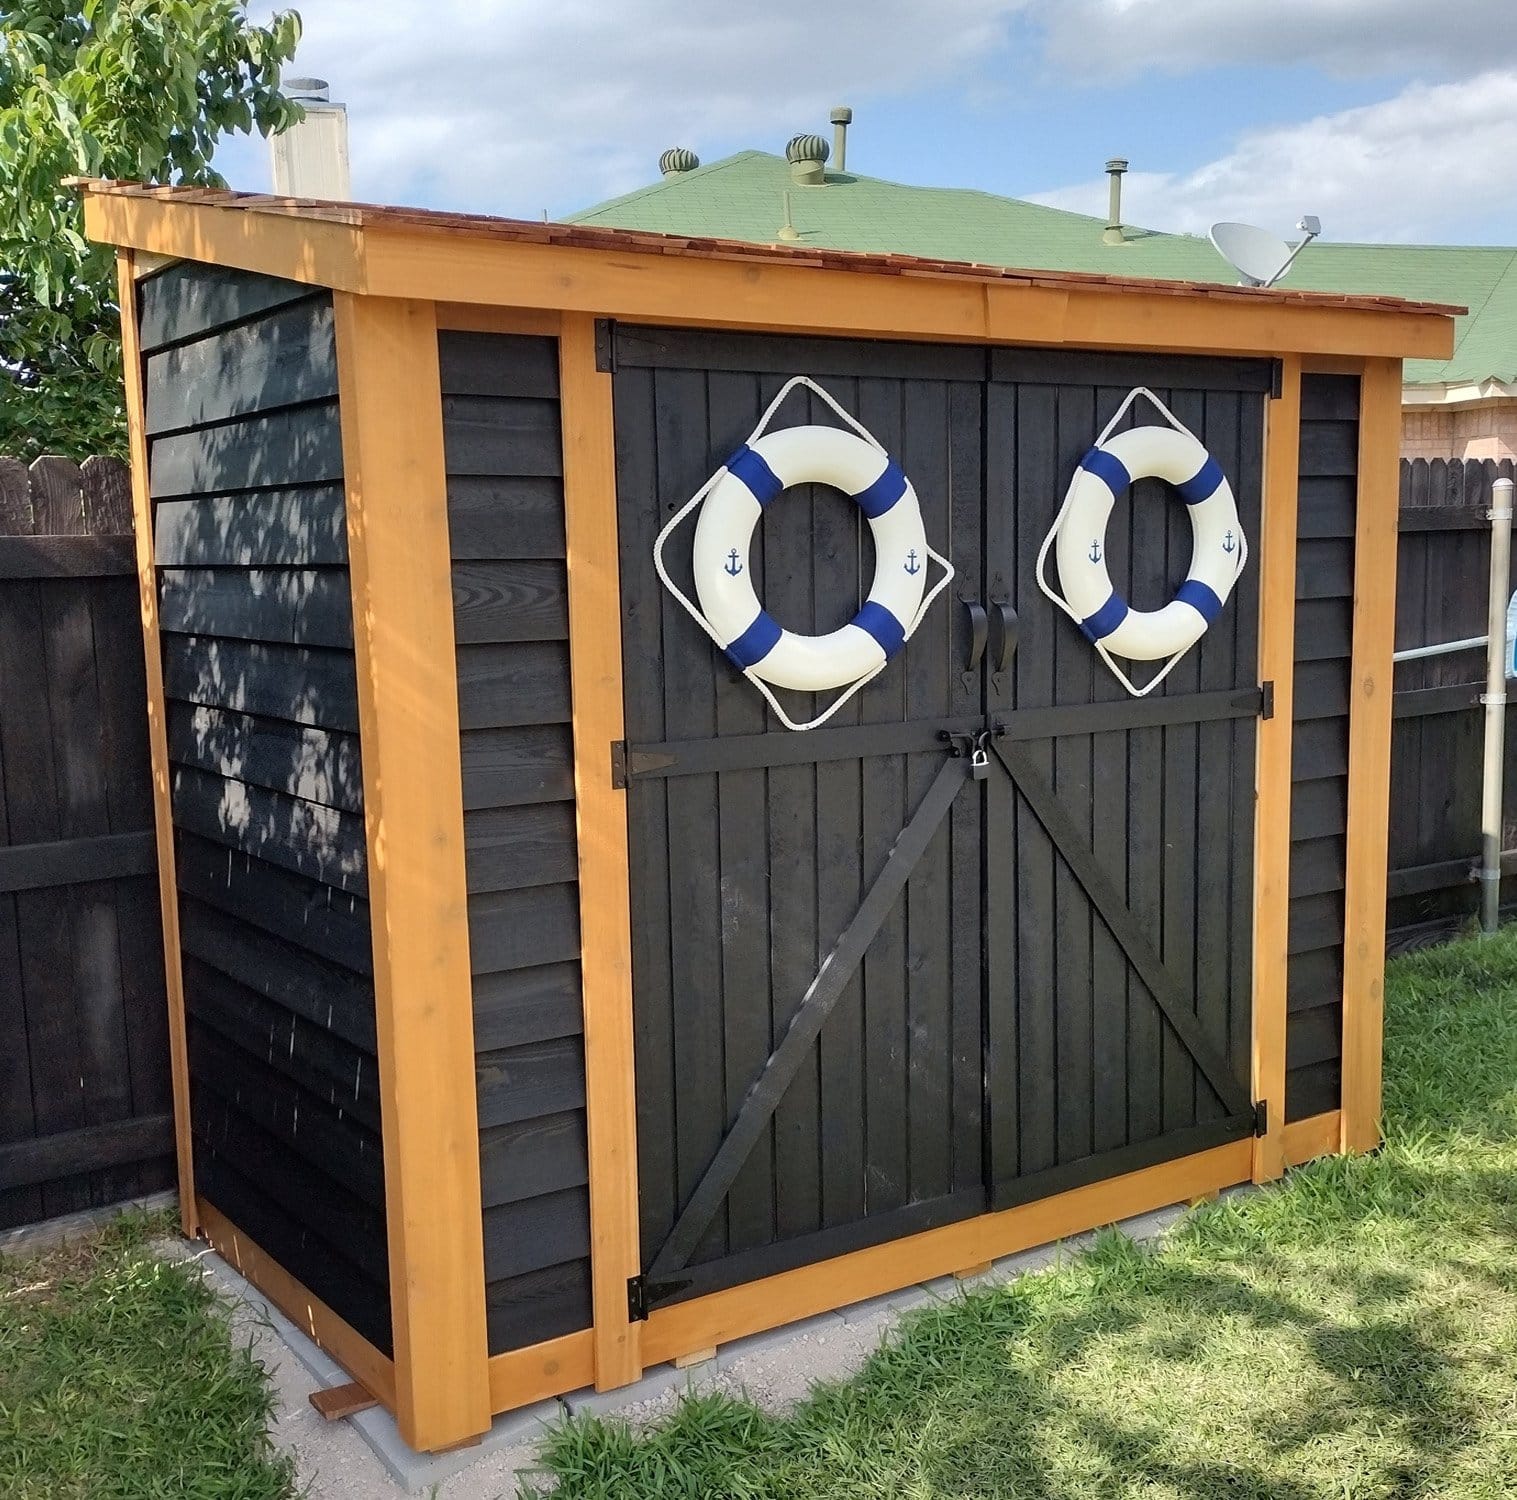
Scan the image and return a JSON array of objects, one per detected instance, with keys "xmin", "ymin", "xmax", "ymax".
[
  {"xmin": 535, "ymin": 929, "xmax": 1517, "ymax": 1499},
  {"xmin": 0, "ymin": 1209, "xmax": 294, "ymax": 1500}
]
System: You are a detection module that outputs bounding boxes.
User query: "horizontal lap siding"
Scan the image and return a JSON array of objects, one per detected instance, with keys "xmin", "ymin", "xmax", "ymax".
[
  {"xmin": 1286, "ymin": 374, "xmax": 1357, "ymax": 1121},
  {"xmin": 137, "ymin": 266, "xmax": 389, "ymax": 1352},
  {"xmin": 438, "ymin": 330, "xmax": 591, "ymax": 1355}
]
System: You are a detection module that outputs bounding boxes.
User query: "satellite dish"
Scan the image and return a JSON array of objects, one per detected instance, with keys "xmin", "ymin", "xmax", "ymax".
[{"xmin": 1210, "ymin": 217, "xmax": 1321, "ymax": 288}]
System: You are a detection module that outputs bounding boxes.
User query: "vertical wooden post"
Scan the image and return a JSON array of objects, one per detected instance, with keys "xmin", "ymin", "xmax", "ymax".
[
  {"xmin": 332, "ymin": 294, "xmax": 491, "ymax": 1449},
  {"xmin": 558, "ymin": 314, "xmax": 644, "ymax": 1392},
  {"xmin": 1251, "ymin": 356, "xmax": 1302, "ymax": 1183},
  {"xmin": 115, "ymin": 250, "xmax": 197, "ymax": 1237},
  {"xmin": 1340, "ymin": 357, "xmax": 1403, "ymax": 1155}
]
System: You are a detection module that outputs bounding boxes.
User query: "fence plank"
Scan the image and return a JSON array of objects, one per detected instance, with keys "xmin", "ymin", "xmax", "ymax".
[
  {"xmin": 30, "ymin": 457, "xmax": 87, "ymax": 536},
  {"xmin": 0, "ymin": 458, "xmax": 31, "ymax": 535},
  {"xmin": 81, "ymin": 456, "xmax": 133, "ymax": 534}
]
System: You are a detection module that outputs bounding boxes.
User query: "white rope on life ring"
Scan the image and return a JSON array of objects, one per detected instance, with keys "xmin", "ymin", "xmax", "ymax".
[
  {"xmin": 1036, "ymin": 386, "xmax": 1247, "ymax": 697},
  {"xmin": 654, "ymin": 376, "xmax": 954, "ymax": 733}
]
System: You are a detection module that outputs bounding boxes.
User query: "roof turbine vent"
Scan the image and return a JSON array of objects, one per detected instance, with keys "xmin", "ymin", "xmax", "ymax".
[
  {"xmin": 659, "ymin": 147, "xmax": 700, "ymax": 178},
  {"xmin": 785, "ymin": 133, "xmax": 830, "ymax": 185}
]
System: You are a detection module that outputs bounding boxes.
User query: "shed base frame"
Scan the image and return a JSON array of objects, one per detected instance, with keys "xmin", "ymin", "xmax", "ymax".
[{"xmin": 192, "ymin": 1111, "xmax": 1343, "ymax": 1444}]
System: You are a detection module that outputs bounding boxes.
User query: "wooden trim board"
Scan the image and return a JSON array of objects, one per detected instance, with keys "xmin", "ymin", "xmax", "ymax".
[
  {"xmin": 116, "ymin": 249, "xmax": 197, "ymax": 1238},
  {"xmin": 558, "ymin": 313, "xmax": 644, "ymax": 1392},
  {"xmin": 82, "ymin": 192, "xmax": 1454, "ymax": 364},
  {"xmin": 198, "ymin": 1198, "xmax": 396, "ymax": 1408},
  {"xmin": 1251, "ymin": 355, "xmax": 1304, "ymax": 1182},
  {"xmin": 1340, "ymin": 358, "xmax": 1403, "ymax": 1155},
  {"xmin": 333, "ymin": 293, "xmax": 491, "ymax": 1451},
  {"xmin": 1282, "ymin": 1111, "xmax": 1343, "ymax": 1167},
  {"xmin": 641, "ymin": 1138, "xmax": 1253, "ymax": 1367},
  {"xmin": 434, "ymin": 303, "xmax": 562, "ymax": 336},
  {"xmin": 487, "ymin": 1330, "xmax": 596, "ymax": 1412}
]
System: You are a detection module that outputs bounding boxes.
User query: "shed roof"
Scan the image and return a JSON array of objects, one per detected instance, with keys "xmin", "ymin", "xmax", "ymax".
[
  {"xmin": 568, "ymin": 151, "xmax": 1506, "ymax": 386},
  {"xmin": 77, "ymin": 180, "xmax": 1458, "ymax": 365}
]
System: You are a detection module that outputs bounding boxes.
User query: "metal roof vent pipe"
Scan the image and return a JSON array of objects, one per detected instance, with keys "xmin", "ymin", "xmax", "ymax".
[
  {"xmin": 786, "ymin": 133, "xmax": 829, "ymax": 185},
  {"xmin": 659, "ymin": 147, "xmax": 700, "ymax": 178},
  {"xmin": 830, "ymin": 106, "xmax": 852, "ymax": 173},
  {"xmin": 270, "ymin": 77, "xmax": 351, "ymax": 200},
  {"xmin": 1103, "ymin": 158, "xmax": 1128, "ymax": 245}
]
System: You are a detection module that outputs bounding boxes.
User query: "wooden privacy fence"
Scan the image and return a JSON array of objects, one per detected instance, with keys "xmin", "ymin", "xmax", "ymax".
[
  {"xmin": 1389, "ymin": 456, "xmax": 1517, "ymax": 942},
  {"xmin": 0, "ymin": 454, "xmax": 172, "ymax": 1230}
]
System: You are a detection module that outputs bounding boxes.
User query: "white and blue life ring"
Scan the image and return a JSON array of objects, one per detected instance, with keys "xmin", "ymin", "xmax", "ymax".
[
  {"xmin": 1054, "ymin": 425, "xmax": 1244, "ymax": 663},
  {"xmin": 692, "ymin": 426, "xmax": 930, "ymax": 692}
]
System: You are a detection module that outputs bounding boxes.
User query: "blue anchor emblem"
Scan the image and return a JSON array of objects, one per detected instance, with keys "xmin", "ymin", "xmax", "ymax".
[
  {"xmin": 724, "ymin": 548, "xmax": 743, "ymax": 576},
  {"xmin": 1222, "ymin": 530, "xmax": 1236, "ymax": 555},
  {"xmin": 1089, "ymin": 539, "xmax": 1102, "ymax": 564},
  {"xmin": 904, "ymin": 549, "xmax": 921, "ymax": 576}
]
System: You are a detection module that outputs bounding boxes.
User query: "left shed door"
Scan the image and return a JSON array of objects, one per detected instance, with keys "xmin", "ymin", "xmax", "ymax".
[{"xmin": 612, "ymin": 325, "xmax": 989, "ymax": 1307}]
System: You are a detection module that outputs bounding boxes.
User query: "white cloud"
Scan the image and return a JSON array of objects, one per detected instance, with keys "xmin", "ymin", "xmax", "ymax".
[
  {"xmin": 1028, "ymin": 69, "xmax": 1517, "ymax": 242},
  {"xmin": 239, "ymin": 0, "xmax": 1026, "ymax": 215},
  {"xmin": 1038, "ymin": 0, "xmax": 1517, "ymax": 79}
]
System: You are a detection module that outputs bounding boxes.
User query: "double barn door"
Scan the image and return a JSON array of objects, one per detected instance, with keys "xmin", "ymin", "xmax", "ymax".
[{"xmin": 611, "ymin": 325, "xmax": 1269, "ymax": 1311}]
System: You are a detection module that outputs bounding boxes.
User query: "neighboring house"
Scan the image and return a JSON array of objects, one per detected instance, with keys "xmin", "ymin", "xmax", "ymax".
[{"xmin": 568, "ymin": 146, "xmax": 1517, "ymax": 461}]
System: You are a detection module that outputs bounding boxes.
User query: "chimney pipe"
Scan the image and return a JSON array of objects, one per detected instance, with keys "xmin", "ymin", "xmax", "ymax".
[
  {"xmin": 830, "ymin": 105, "xmax": 852, "ymax": 174},
  {"xmin": 1103, "ymin": 157, "xmax": 1127, "ymax": 245},
  {"xmin": 270, "ymin": 77, "xmax": 351, "ymax": 200}
]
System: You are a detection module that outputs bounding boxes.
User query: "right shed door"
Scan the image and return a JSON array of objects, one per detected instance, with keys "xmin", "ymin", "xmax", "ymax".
[{"xmin": 979, "ymin": 349, "xmax": 1270, "ymax": 1207}]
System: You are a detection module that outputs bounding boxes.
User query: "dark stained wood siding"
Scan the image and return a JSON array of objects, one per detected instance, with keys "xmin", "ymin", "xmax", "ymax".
[
  {"xmin": 437, "ymin": 330, "xmax": 591, "ymax": 1355},
  {"xmin": 1286, "ymin": 373, "xmax": 1357, "ymax": 1121},
  {"xmin": 137, "ymin": 265, "xmax": 389, "ymax": 1353}
]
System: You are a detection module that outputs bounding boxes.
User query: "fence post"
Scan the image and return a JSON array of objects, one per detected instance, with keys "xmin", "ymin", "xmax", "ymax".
[{"xmin": 1481, "ymin": 477, "xmax": 1514, "ymax": 934}]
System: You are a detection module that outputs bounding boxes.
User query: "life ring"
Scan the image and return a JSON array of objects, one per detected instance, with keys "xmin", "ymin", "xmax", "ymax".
[
  {"xmin": 692, "ymin": 426, "xmax": 930, "ymax": 692},
  {"xmin": 1054, "ymin": 425, "xmax": 1244, "ymax": 662}
]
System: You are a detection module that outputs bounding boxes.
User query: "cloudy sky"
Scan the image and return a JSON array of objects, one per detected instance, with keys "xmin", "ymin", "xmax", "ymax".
[{"xmin": 214, "ymin": 0, "xmax": 1517, "ymax": 244}]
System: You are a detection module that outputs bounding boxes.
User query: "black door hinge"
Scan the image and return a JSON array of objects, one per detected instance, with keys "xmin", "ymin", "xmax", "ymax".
[
  {"xmin": 1253, "ymin": 1098, "xmax": 1269, "ymax": 1137},
  {"xmin": 627, "ymin": 1274, "xmax": 648, "ymax": 1322},
  {"xmin": 627, "ymin": 1272, "xmax": 692, "ymax": 1322},
  {"xmin": 1260, "ymin": 681, "xmax": 1275, "ymax": 720},
  {"xmin": 611, "ymin": 740, "xmax": 628, "ymax": 789},
  {"xmin": 595, "ymin": 318, "xmax": 616, "ymax": 373},
  {"xmin": 1269, "ymin": 359, "xmax": 1284, "ymax": 400}
]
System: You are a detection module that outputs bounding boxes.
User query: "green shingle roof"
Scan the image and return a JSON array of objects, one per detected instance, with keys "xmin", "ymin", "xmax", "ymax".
[{"xmin": 568, "ymin": 152, "xmax": 1516, "ymax": 386}]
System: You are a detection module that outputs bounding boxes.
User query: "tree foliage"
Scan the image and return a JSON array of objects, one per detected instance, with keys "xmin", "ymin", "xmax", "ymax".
[{"xmin": 0, "ymin": 2, "xmax": 302, "ymax": 459}]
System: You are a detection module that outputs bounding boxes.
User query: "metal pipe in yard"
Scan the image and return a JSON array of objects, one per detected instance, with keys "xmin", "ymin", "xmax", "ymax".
[
  {"xmin": 1392, "ymin": 634, "xmax": 1488, "ymax": 662},
  {"xmin": 1480, "ymin": 477, "xmax": 1513, "ymax": 934}
]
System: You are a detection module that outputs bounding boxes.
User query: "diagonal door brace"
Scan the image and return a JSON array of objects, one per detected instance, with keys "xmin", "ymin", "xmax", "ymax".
[
  {"xmin": 646, "ymin": 752, "xmax": 972, "ymax": 1282},
  {"xmin": 991, "ymin": 738, "xmax": 1252, "ymax": 1118}
]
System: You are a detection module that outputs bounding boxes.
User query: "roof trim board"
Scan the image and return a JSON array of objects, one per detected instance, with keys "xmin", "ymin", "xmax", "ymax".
[{"xmin": 78, "ymin": 180, "xmax": 1457, "ymax": 362}]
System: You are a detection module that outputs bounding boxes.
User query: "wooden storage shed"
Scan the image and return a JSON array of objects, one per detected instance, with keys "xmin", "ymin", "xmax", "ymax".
[{"xmin": 81, "ymin": 181, "xmax": 1455, "ymax": 1452}]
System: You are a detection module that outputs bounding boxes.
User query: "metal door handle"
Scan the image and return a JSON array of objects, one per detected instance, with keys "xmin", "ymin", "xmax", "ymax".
[
  {"xmin": 990, "ymin": 602, "xmax": 1019, "ymax": 672},
  {"xmin": 963, "ymin": 600, "xmax": 988, "ymax": 672}
]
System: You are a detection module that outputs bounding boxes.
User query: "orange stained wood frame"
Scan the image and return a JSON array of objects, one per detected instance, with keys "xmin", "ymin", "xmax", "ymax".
[
  {"xmin": 639, "ymin": 1138, "xmax": 1254, "ymax": 1364},
  {"xmin": 199, "ymin": 1198, "xmax": 397, "ymax": 1408},
  {"xmin": 1251, "ymin": 355, "xmax": 1304, "ymax": 1183},
  {"xmin": 333, "ymin": 293, "xmax": 492, "ymax": 1451},
  {"xmin": 1281, "ymin": 1110, "xmax": 1343, "ymax": 1168},
  {"xmin": 115, "ymin": 249, "xmax": 197, "ymax": 1239},
  {"xmin": 476, "ymin": 1112, "xmax": 1344, "ymax": 1406},
  {"xmin": 558, "ymin": 313, "xmax": 644, "ymax": 1393},
  {"xmin": 80, "ymin": 191, "xmax": 1455, "ymax": 366},
  {"xmin": 1339, "ymin": 357, "xmax": 1405, "ymax": 1155}
]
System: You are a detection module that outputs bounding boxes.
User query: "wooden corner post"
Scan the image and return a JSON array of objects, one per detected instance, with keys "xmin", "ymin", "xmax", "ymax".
[
  {"xmin": 558, "ymin": 314, "xmax": 644, "ymax": 1392},
  {"xmin": 333, "ymin": 294, "xmax": 491, "ymax": 1449},
  {"xmin": 1340, "ymin": 356, "xmax": 1403, "ymax": 1155},
  {"xmin": 1252, "ymin": 355, "xmax": 1302, "ymax": 1183},
  {"xmin": 116, "ymin": 250, "xmax": 198, "ymax": 1238}
]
